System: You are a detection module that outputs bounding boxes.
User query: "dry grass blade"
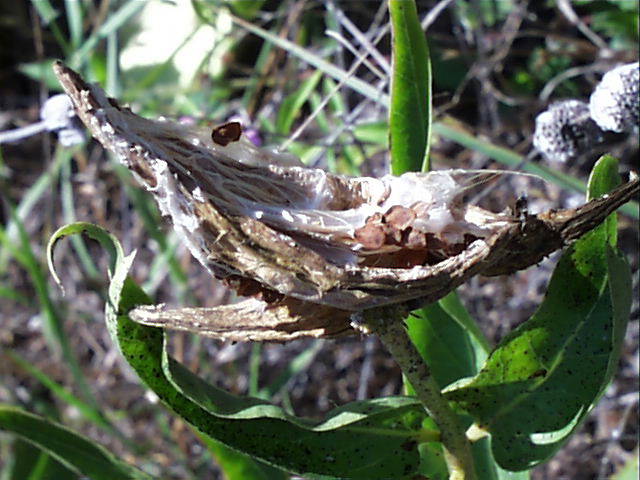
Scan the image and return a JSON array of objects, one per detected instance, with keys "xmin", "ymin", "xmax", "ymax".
[{"xmin": 53, "ymin": 61, "xmax": 639, "ymax": 340}]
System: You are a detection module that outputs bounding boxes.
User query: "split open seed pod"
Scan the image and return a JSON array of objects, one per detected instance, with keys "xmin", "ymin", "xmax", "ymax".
[{"xmin": 54, "ymin": 62, "xmax": 639, "ymax": 341}]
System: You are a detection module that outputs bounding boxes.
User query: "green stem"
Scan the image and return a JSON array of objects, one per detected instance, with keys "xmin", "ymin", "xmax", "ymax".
[{"xmin": 359, "ymin": 307, "xmax": 477, "ymax": 480}]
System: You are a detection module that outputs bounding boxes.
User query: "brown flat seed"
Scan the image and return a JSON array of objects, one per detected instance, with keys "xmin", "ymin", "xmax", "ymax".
[
  {"xmin": 354, "ymin": 223, "xmax": 386, "ymax": 249},
  {"xmin": 384, "ymin": 205, "xmax": 416, "ymax": 230},
  {"xmin": 212, "ymin": 121, "xmax": 242, "ymax": 146},
  {"xmin": 405, "ymin": 229, "xmax": 427, "ymax": 249}
]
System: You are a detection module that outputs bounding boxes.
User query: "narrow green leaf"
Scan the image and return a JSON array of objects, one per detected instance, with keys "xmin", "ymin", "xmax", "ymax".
[
  {"xmin": 70, "ymin": 1, "xmax": 145, "ymax": 68},
  {"xmin": 0, "ymin": 146, "xmax": 68, "ymax": 270},
  {"xmin": 445, "ymin": 156, "xmax": 632, "ymax": 470},
  {"xmin": 0, "ymin": 406, "xmax": 151, "ymax": 480},
  {"xmin": 7, "ymin": 353, "xmax": 115, "ymax": 437},
  {"xmin": 60, "ymin": 151, "xmax": 100, "ymax": 280},
  {"xmin": 353, "ymin": 121, "xmax": 388, "ymax": 146},
  {"xmin": 64, "ymin": 0, "xmax": 84, "ymax": 49},
  {"xmin": 2, "ymin": 437, "xmax": 77, "ymax": 480},
  {"xmin": 229, "ymin": 0, "xmax": 266, "ymax": 19},
  {"xmin": 438, "ymin": 291, "xmax": 491, "ymax": 364},
  {"xmin": 406, "ymin": 304, "xmax": 477, "ymax": 389},
  {"xmin": 276, "ymin": 70, "xmax": 323, "ymax": 134},
  {"xmin": 29, "ymin": 0, "xmax": 69, "ymax": 55},
  {"xmin": 47, "ymin": 222, "xmax": 122, "ymax": 295},
  {"xmin": 257, "ymin": 340, "xmax": 323, "ymax": 399},
  {"xmin": 389, "ymin": 0, "xmax": 432, "ymax": 174},
  {"xmin": 197, "ymin": 434, "xmax": 286, "ymax": 480},
  {"xmin": 18, "ymin": 60, "xmax": 63, "ymax": 91},
  {"xmin": 0, "ymin": 286, "xmax": 30, "ymax": 305},
  {"xmin": 30, "ymin": 0, "xmax": 58, "ymax": 24}
]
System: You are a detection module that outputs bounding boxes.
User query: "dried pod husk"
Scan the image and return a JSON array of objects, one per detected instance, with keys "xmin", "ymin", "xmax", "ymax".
[{"xmin": 54, "ymin": 62, "xmax": 639, "ymax": 340}]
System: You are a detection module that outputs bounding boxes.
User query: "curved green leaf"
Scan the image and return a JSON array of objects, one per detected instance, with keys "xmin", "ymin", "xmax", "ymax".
[
  {"xmin": 389, "ymin": 0, "xmax": 432, "ymax": 174},
  {"xmin": 47, "ymin": 221, "xmax": 124, "ymax": 296},
  {"xmin": 51, "ymin": 222, "xmax": 429, "ymax": 478},
  {"xmin": 445, "ymin": 156, "xmax": 632, "ymax": 470},
  {"xmin": 0, "ymin": 405, "xmax": 150, "ymax": 480}
]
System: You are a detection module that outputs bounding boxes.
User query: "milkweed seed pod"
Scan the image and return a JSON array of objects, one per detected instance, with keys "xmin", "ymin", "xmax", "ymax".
[
  {"xmin": 533, "ymin": 100, "xmax": 605, "ymax": 162},
  {"xmin": 54, "ymin": 62, "xmax": 639, "ymax": 341},
  {"xmin": 590, "ymin": 62, "xmax": 640, "ymax": 133}
]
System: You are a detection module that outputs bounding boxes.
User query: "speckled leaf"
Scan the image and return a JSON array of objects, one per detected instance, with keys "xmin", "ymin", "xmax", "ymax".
[
  {"xmin": 50, "ymin": 222, "xmax": 429, "ymax": 479},
  {"xmin": 389, "ymin": 0, "xmax": 432, "ymax": 174},
  {"xmin": 444, "ymin": 156, "xmax": 632, "ymax": 471},
  {"xmin": 0, "ymin": 405, "xmax": 150, "ymax": 480}
]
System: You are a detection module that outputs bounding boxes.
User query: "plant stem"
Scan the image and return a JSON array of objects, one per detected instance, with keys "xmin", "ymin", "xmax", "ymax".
[{"xmin": 358, "ymin": 307, "xmax": 477, "ymax": 480}]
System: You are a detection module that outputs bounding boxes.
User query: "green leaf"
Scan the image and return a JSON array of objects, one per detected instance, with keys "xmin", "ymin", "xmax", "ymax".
[
  {"xmin": 7, "ymin": 352, "xmax": 120, "ymax": 442},
  {"xmin": 197, "ymin": 434, "xmax": 287, "ymax": 480},
  {"xmin": 64, "ymin": 0, "xmax": 84, "ymax": 50},
  {"xmin": 276, "ymin": 70, "xmax": 323, "ymax": 134},
  {"xmin": 70, "ymin": 1, "xmax": 145, "ymax": 68},
  {"xmin": 0, "ymin": 405, "xmax": 151, "ymax": 480},
  {"xmin": 353, "ymin": 121, "xmax": 389, "ymax": 146},
  {"xmin": 50, "ymin": 222, "xmax": 429, "ymax": 478},
  {"xmin": 18, "ymin": 60, "xmax": 63, "ymax": 91},
  {"xmin": 229, "ymin": 0, "xmax": 266, "ymax": 19},
  {"xmin": 30, "ymin": 0, "xmax": 58, "ymax": 25},
  {"xmin": 445, "ymin": 156, "xmax": 632, "ymax": 471},
  {"xmin": 406, "ymin": 304, "xmax": 478, "ymax": 390},
  {"xmin": 0, "ymin": 146, "xmax": 68, "ymax": 270},
  {"xmin": 439, "ymin": 291, "xmax": 491, "ymax": 365},
  {"xmin": 2, "ymin": 437, "xmax": 78, "ymax": 480},
  {"xmin": 161, "ymin": 349, "xmax": 426, "ymax": 478},
  {"xmin": 257, "ymin": 340, "xmax": 324, "ymax": 399},
  {"xmin": 388, "ymin": 0, "xmax": 432, "ymax": 174},
  {"xmin": 407, "ymin": 300, "xmax": 506, "ymax": 480}
]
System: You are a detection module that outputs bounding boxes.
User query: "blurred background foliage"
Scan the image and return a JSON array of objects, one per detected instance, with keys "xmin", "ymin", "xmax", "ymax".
[{"xmin": 0, "ymin": 1, "xmax": 637, "ymax": 478}]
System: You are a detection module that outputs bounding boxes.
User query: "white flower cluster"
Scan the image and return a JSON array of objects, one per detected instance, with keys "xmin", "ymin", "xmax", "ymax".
[{"xmin": 534, "ymin": 62, "xmax": 639, "ymax": 162}]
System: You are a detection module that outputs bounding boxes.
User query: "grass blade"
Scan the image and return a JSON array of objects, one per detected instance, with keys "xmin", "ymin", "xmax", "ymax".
[
  {"xmin": 70, "ymin": 1, "xmax": 145, "ymax": 68},
  {"xmin": 0, "ymin": 405, "xmax": 151, "ymax": 480},
  {"xmin": 0, "ymin": 209, "xmax": 97, "ymax": 411}
]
